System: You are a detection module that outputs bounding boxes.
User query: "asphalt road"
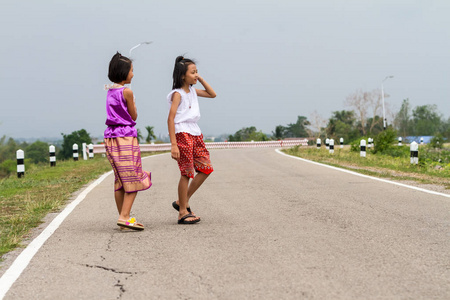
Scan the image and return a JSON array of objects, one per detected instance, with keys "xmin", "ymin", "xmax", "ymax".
[{"xmin": 3, "ymin": 148, "xmax": 450, "ymax": 299}]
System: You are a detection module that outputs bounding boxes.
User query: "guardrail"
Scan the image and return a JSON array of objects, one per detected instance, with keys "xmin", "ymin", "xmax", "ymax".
[{"xmin": 92, "ymin": 139, "xmax": 309, "ymax": 154}]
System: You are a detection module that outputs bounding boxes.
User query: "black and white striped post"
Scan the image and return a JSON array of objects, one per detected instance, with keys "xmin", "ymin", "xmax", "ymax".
[
  {"xmin": 73, "ymin": 144, "xmax": 79, "ymax": 161},
  {"xmin": 88, "ymin": 143, "xmax": 94, "ymax": 159},
  {"xmin": 16, "ymin": 149, "xmax": 25, "ymax": 178},
  {"xmin": 410, "ymin": 141, "xmax": 418, "ymax": 165},
  {"xmin": 340, "ymin": 137, "xmax": 344, "ymax": 148},
  {"xmin": 329, "ymin": 139, "xmax": 334, "ymax": 154},
  {"xmin": 398, "ymin": 137, "xmax": 402, "ymax": 146},
  {"xmin": 360, "ymin": 139, "xmax": 366, "ymax": 158},
  {"xmin": 49, "ymin": 145, "xmax": 56, "ymax": 167},
  {"xmin": 325, "ymin": 138, "xmax": 329, "ymax": 150},
  {"xmin": 316, "ymin": 138, "xmax": 321, "ymax": 149},
  {"xmin": 367, "ymin": 138, "xmax": 372, "ymax": 149},
  {"xmin": 420, "ymin": 137, "xmax": 424, "ymax": 145}
]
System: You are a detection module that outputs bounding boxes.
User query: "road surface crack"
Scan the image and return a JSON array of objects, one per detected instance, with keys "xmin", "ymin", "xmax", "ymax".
[
  {"xmin": 83, "ymin": 264, "xmax": 135, "ymax": 275},
  {"xmin": 114, "ymin": 279, "xmax": 126, "ymax": 299}
]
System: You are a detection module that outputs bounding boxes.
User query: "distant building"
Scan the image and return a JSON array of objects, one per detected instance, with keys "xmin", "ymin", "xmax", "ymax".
[{"xmin": 404, "ymin": 136, "xmax": 433, "ymax": 144}]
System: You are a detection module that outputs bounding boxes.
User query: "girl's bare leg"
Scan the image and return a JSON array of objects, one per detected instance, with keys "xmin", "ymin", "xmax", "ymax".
[
  {"xmin": 178, "ymin": 175, "xmax": 200, "ymax": 221},
  {"xmin": 118, "ymin": 191, "xmax": 137, "ymax": 221},
  {"xmin": 115, "ymin": 189, "xmax": 125, "ymax": 214},
  {"xmin": 176, "ymin": 172, "xmax": 210, "ymax": 215},
  {"xmin": 187, "ymin": 172, "xmax": 210, "ymax": 200}
]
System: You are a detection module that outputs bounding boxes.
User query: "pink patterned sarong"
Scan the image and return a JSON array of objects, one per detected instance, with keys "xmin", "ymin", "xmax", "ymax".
[{"xmin": 104, "ymin": 137, "xmax": 152, "ymax": 192}]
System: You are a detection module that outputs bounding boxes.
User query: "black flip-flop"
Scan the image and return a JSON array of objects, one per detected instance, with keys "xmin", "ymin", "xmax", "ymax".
[
  {"xmin": 178, "ymin": 213, "xmax": 200, "ymax": 224},
  {"xmin": 172, "ymin": 201, "xmax": 192, "ymax": 213}
]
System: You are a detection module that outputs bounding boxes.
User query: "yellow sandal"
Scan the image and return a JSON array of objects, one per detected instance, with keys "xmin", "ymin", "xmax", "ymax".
[{"xmin": 117, "ymin": 217, "xmax": 144, "ymax": 231}]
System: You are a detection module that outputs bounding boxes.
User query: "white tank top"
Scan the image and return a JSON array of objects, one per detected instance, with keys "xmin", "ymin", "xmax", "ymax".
[{"xmin": 167, "ymin": 85, "xmax": 202, "ymax": 136}]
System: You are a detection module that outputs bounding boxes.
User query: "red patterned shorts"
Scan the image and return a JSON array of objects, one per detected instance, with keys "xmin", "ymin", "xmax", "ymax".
[{"xmin": 176, "ymin": 132, "xmax": 213, "ymax": 178}]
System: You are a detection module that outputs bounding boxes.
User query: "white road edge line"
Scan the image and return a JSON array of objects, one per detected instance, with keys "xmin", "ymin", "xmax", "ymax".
[
  {"xmin": 0, "ymin": 153, "xmax": 166, "ymax": 299},
  {"xmin": 275, "ymin": 149, "xmax": 450, "ymax": 199}
]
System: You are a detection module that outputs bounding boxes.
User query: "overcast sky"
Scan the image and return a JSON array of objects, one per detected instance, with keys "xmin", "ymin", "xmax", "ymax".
[{"xmin": 1, "ymin": 0, "xmax": 449, "ymax": 140}]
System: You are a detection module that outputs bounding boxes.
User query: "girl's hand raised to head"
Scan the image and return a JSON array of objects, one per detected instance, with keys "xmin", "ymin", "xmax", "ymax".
[
  {"xmin": 196, "ymin": 76, "xmax": 217, "ymax": 98},
  {"xmin": 171, "ymin": 144, "xmax": 180, "ymax": 161}
]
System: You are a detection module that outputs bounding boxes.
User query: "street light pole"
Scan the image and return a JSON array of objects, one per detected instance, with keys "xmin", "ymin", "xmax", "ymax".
[
  {"xmin": 381, "ymin": 75, "xmax": 394, "ymax": 130},
  {"xmin": 129, "ymin": 41, "xmax": 152, "ymax": 57},
  {"xmin": 127, "ymin": 41, "xmax": 152, "ymax": 89}
]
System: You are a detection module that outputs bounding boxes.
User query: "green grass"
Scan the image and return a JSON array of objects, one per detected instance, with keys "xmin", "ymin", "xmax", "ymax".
[{"xmin": 283, "ymin": 146, "xmax": 450, "ymax": 189}]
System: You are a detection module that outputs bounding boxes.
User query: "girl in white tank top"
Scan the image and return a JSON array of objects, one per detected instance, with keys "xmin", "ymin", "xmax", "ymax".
[{"xmin": 167, "ymin": 56, "xmax": 217, "ymax": 224}]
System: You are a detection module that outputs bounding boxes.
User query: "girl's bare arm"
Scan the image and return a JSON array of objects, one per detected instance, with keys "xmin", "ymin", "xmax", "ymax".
[
  {"xmin": 167, "ymin": 92, "xmax": 181, "ymax": 160},
  {"xmin": 124, "ymin": 88, "xmax": 137, "ymax": 121},
  {"xmin": 196, "ymin": 76, "xmax": 216, "ymax": 98}
]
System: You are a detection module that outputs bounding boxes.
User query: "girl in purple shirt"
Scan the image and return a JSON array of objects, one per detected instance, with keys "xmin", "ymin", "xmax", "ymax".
[{"xmin": 104, "ymin": 52, "xmax": 152, "ymax": 231}]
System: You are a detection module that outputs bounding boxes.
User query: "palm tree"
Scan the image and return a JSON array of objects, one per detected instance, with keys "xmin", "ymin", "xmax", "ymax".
[
  {"xmin": 145, "ymin": 126, "xmax": 156, "ymax": 143},
  {"xmin": 137, "ymin": 129, "xmax": 143, "ymax": 143}
]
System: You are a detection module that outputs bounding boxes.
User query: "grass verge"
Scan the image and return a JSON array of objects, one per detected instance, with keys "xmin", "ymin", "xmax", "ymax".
[{"xmin": 283, "ymin": 146, "xmax": 450, "ymax": 189}]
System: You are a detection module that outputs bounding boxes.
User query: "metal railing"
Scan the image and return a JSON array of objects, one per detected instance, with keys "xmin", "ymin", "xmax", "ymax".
[{"xmin": 92, "ymin": 139, "xmax": 309, "ymax": 154}]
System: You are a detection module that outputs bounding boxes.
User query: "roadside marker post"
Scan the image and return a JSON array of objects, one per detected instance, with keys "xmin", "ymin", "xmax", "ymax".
[
  {"xmin": 73, "ymin": 144, "xmax": 79, "ymax": 161},
  {"xmin": 49, "ymin": 145, "xmax": 56, "ymax": 167},
  {"xmin": 410, "ymin": 142, "xmax": 419, "ymax": 165},
  {"xmin": 16, "ymin": 149, "xmax": 25, "ymax": 178},
  {"xmin": 88, "ymin": 144, "xmax": 94, "ymax": 159},
  {"xmin": 360, "ymin": 139, "xmax": 366, "ymax": 158}
]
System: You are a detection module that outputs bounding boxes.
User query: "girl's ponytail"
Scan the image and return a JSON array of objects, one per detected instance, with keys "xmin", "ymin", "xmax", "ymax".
[{"xmin": 175, "ymin": 56, "xmax": 184, "ymax": 64}]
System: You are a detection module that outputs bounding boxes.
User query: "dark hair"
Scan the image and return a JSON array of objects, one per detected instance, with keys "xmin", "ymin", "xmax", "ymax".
[
  {"xmin": 172, "ymin": 55, "xmax": 196, "ymax": 89},
  {"xmin": 108, "ymin": 52, "xmax": 132, "ymax": 83}
]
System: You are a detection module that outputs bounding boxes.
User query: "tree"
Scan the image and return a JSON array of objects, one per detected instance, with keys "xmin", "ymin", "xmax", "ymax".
[
  {"xmin": 364, "ymin": 115, "xmax": 383, "ymax": 136},
  {"xmin": 345, "ymin": 89, "xmax": 386, "ymax": 136},
  {"xmin": 285, "ymin": 116, "xmax": 310, "ymax": 138},
  {"xmin": 410, "ymin": 104, "xmax": 442, "ymax": 136},
  {"xmin": 145, "ymin": 126, "xmax": 156, "ymax": 143},
  {"xmin": 325, "ymin": 110, "xmax": 359, "ymax": 142},
  {"xmin": 0, "ymin": 136, "xmax": 29, "ymax": 164},
  {"xmin": 394, "ymin": 98, "xmax": 412, "ymax": 137},
  {"xmin": 366, "ymin": 89, "xmax": 384, "ymax": 134},
  {"xmin": 0, "ymin": 136, "xmax": 18, "ymax": 163},
  {"xmin": 272, "ymin": 125, "xmax": 286, "ymax": 140},
  {"xmin": 59, "ymin": 129, "xmax": 92, "ymax": 159},
  {"xmin": 440, "ymin": 117, "xmax": 450, "ymax": 139},
  {"xmin": 307, "ymin": 111, "xmax": 327, "ymax": 139},
  {"xmin": 26, "ymin": 141, "xmax": 50, "ymax": 164},
  {"xmin": 137, "ymin": 129, "xmax": 143, "ymax": 144},
  {"xmin": 228, "ymin": 126, "xmax": 268, "ymax": 141}
]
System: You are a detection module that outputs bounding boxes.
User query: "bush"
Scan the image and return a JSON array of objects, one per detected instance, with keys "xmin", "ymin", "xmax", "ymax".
[
  {"xmin": 381, "ymin": 146, "xmax": 410, "ymax": 158},
  {"xmin": 373, "ymin": 128, "xmax": 398, "ymax": 154},
  {"xmin": 349, "ymin": 136, "xmax": 373, "ymax": 152},
  {"xmin": 429, "ymin": 134, "xmax": 444, "ymax": 149},
  {"xmin": 0, "ymin": 159, "xmax": 16, "ymax": 177},
  {"xmin": 421, "ymin": 147, "xmax": 450, "ymax": 165}
]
